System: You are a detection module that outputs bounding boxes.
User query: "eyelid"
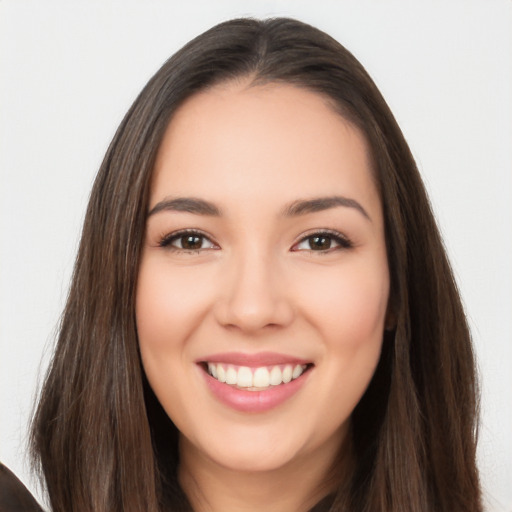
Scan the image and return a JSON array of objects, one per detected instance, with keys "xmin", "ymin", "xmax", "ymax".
[
  {"xmin": 158, "ymin": 229, "xmax": 219, "ymax": 251},
  {"xmin": 156, "ymin": 228, "xmax": 352, "ymax": 253},
  {"xmin": 290, "ymin": 229, "xmax": 353, "ymax": 252}
]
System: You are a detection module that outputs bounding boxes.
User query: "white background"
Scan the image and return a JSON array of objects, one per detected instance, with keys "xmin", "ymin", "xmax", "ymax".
[{"xmin": 1, "ymin": 1, "xmax": 511, "ymax": 510}]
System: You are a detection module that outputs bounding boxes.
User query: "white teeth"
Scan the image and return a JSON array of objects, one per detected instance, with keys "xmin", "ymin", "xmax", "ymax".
[
  {"xmin": 237, "ymin": 366, "xmax": 253, "ymax": 387},
  {"xmin": 253, "ymin": 367, "xmax": 270, "ymax": 387},
  {"xmin": 292, "ymin": 364, "xmax": 303, "ymax": 379},
  {"xmin": 269, "ymin": 366, "xmax": 282, "ymax": 386},
  {"xmin": 207, "ymin": 362, "xmax": 308, "ymax": 390},
  {"xmin": 208, "ymin": 363, "xmax": 217, "ymax": 378},
  {"xmin": 217, "ymin": 364, "xmax": 226, "ymax": 383},
  {"xmin": 226, "ymin": 366, "xmax": 237, "ymax": 385}
]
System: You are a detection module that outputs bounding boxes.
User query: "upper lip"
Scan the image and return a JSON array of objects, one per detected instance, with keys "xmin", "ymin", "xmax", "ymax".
[{"xmin": 197, "ymin": 351, "xmax": 312, "ymax": 367}]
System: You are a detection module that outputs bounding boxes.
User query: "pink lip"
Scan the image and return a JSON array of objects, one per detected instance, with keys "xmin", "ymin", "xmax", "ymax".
[
  {"xmin": 199, "ymin": 357, "xmax": 312, "ymax": 413},
  {"xmin": 197, "ymin": 351, "xmax": 310, "ymax": 367}
]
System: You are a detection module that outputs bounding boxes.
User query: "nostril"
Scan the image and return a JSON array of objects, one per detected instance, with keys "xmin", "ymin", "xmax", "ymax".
[{"xmin": 212, "ymin": 280, "xmax": 295, "ymax": 333}]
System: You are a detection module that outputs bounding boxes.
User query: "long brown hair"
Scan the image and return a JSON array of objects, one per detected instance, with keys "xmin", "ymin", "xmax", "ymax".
[{"xmin": 31, "ymin": 17, "xmax": 482, "ymax": 512}]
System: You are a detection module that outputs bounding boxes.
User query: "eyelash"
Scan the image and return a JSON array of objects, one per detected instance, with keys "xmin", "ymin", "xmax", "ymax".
[
  {"xmin": 291, "ymin": 229, "xmax": 353, "ymax": 253},
  {"xmin": 158, "ymin": 229, "xmax": 353, "ymax": 254},
  {"xmin": 158, "ymin": 229, "xmax": 218, "ymax": 252}
]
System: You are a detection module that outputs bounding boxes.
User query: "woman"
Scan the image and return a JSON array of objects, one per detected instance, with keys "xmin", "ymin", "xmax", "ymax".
[{"xmin": 28, "ymin": 17, "xmax": 481, "ymax": 511}]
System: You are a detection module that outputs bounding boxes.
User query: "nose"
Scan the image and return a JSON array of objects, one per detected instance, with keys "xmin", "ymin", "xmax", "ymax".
[{"xmin": 214, "ymin": 248, "xmax": 294, "ymax": 333}]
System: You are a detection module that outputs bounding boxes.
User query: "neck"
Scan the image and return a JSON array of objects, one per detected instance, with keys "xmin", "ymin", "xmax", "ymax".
[{"xmin": 178, "ymin": 430, "xmax": 351, "ymax": 512}]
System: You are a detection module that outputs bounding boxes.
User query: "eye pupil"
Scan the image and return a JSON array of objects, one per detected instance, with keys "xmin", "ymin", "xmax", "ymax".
[
  {"xmin": 182, "ymin": 235, "xmax": 203, "ymax": 250},
  {"xmin": 310, "ymin": 236, "xmax": 331, "ymax": 250}
]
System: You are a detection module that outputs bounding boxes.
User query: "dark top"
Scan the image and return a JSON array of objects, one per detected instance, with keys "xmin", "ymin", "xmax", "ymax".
[{"xmin": 0, "ymin": 463, "xmax": 43, "ymax": 512}]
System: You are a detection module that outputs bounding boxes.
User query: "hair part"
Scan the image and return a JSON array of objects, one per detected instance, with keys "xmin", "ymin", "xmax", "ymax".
[{"xmin": 31, "ymin": 17, "xmax": 481, "ymax": 512}]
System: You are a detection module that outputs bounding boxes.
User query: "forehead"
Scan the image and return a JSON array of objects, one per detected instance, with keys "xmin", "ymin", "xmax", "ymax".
[{"xmin": 151, "ymin": 81, "xmax": 380, "ymax": 219}]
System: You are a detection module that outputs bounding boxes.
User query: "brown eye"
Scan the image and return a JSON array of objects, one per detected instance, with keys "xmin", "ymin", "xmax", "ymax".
[
  {"xmin": 160, "ymin": 231, "xmax": 217, "ymax": 251},
  {"xmin": 180, "ymin": 234, "xmax": 204, "ymax": 250},
  {"xmin": 308, "ymin": 235, "xmax": 332, "ymax": 250},
  {"xmin": 293, "ymin": 231, "xmax": 352, "ymax": 252}
]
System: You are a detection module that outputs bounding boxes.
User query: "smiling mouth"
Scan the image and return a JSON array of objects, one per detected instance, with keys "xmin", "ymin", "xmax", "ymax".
[{"xmin": 202, "ymin": 362, "xmax": 313, "ymax": 391}]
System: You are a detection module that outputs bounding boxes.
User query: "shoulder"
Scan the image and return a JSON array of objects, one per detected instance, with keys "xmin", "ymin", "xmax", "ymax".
[{"xmin": 0, "ymin": 463, "xmax": 44, "ymax": 512}]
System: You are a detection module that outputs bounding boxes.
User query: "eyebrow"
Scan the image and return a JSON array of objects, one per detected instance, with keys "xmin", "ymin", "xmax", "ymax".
[
  {"xmin": 147, "ymin": 195, "xmax": 370, "ymax": 221},
  {"xmin": 283, "ymin": 196, "xmax": 371, "ymax": 221},
  {"xmin": 147, "ymin": 197, "xmax": 221, "ymax": 217}
]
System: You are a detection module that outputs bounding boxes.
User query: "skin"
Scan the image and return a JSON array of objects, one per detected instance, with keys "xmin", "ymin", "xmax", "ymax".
[{"xmin": 136, "ymin": 80, "xmax": 390, "ymax": 512}]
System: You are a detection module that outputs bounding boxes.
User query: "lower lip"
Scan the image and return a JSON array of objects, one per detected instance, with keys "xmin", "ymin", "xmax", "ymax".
[{"xmin": 202, "ymin": 367, "xmax": 311, "ymax": 413}]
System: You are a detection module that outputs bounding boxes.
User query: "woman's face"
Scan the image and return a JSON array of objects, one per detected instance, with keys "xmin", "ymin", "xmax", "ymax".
[{"xmin": 136, "ymin": 81, "xmax": 390, "ymax": 474}]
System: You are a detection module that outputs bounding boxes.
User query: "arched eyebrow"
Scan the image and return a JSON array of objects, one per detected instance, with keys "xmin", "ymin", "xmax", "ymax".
[
  {"xmin": 147, "ymin": 197, "xmax": 221, "ymax": 217},
  {"xmin": 147, "ymin": 195, "xmax": 370, "ymax": 221},
  {"xmin": 283, "ymin": 196, "xmax": 371, "ymax": 221}
]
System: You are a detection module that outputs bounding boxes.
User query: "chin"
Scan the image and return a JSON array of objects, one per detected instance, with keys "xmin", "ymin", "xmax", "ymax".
[
  {"xmin": 210, "ymin": 445, "xmax": 301, "ymax": 473},
  {"xmin": 187, "ymin": 425, "xmax": 309, "ymax": 473}
]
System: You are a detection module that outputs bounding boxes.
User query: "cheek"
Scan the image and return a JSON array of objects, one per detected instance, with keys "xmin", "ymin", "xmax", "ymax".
[
  {"xmin": 135, "ymin": 258, "xmax": 212, "ymax": 420},
  {"xmin": 135, "ymin": 258, "xmax": 213, "ymax": 428},
  {"xmin": 294, "ymin": 263, "xmax": 389, "ymax": 428},
  {"xmin": 296, "ymin": 259, "xmax": 390, "ymax": 344},
  {"xmin": 135, "ymin": 259, "xmax": 213, "ymax": 353}
]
